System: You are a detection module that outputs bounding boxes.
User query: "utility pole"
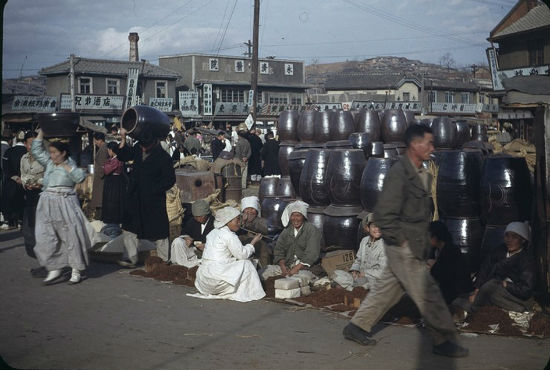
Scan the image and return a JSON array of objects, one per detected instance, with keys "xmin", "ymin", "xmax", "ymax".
[
  {"xmin": 420, "ymin": 73, "xmax": 425, "ymax": 115},
  {"xmin": 251, "ymin": 0, "xmax": 260, "ymax": 124},
  {"xmin": 243, "ymin": 40, "xmax": 252, "ymax": 58},
  {"xmin": 471, "ymin": 64, "xmax": 478, "ymax": 78},
  {"xmin": 69, "ymin": 54, "xmax": 76, "ymax": 112}
]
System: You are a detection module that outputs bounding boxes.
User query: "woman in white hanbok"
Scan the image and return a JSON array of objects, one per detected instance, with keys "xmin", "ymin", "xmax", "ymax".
[{"xmin": 194, "ymin": 206, "xmax": 265, "ymax": 302}]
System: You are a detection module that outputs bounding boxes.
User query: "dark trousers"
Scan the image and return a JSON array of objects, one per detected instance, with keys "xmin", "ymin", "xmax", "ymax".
[
  {"xmin": 471, "ymin": 279, "xmax": 533, "ymax": 312},
  {"xmin": 22, "ymin": 190, "xmax": 41, "ymax": 258}
]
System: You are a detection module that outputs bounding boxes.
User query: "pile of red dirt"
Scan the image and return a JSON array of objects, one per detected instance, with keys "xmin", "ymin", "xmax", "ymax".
[
  {"xmin": 465, "ymin": 306, "xmax": 523, "ymax": 336},
  {"xmin": 262, "ymin": 275, "xmax": 284, "ymax": 298},
  {"xmin": 295, "ymin": 286, "xmax": 368, "ymax": 309},
  {"xmin": 129, "ymin": 258, "xmax": 197, "ymax": 286},
  {"xmin": 528, "ymin": 312, "xmax": 550, "ymax": 337}
]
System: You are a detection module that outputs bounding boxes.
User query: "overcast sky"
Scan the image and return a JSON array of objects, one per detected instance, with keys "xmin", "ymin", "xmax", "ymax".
[{"xmin": 2, "ymin": 0, "xmax": 516, "ymax": 79}]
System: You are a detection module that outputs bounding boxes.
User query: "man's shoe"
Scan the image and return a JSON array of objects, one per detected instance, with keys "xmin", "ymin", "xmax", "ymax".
[
  {"xmin": 43, "ymin": 269, "xmax": 62, "ymax": 285},
  {"xmin": 30, "ymin": 266, "xmax": 48, "ymax": 278},
  {"xmin": 433, "ymin": 341, "xmax": 469, "ymax": 358},
  {"xmin": 343, "ymin": 323, "xmax": 376, "ymax": 346}
]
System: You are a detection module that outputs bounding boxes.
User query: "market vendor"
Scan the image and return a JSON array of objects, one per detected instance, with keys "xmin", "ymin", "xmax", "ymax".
[
  {"xmin": 237, "ymin": 196, "xmax": 271, "ymax": 267},
  {"xmin": 271, "ymin": 200, "xmax": 322, "ymax": 277}
]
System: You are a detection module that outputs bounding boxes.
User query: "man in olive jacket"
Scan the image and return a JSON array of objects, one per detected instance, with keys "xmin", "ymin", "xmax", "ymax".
[{"xmin": 343, "ymin": 125, "xmax": 468, "ymax": 358}]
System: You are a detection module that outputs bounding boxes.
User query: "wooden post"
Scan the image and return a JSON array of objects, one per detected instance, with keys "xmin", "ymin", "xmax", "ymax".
[{"xmin": 250, "ymin": 0, "xmax": 260, "ymax": 124}]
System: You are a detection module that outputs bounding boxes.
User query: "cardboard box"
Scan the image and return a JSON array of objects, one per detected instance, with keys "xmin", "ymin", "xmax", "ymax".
[{"xmin": 321, "ymin": 250, "xmax": 355, "ymax": 274}]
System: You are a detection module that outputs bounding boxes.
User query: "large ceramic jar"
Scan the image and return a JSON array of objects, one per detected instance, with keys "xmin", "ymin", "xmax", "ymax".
[
  {"xmin": 355, "ymin": 109, "xmax": 381, "ymax": 141},
  {"xmin": 313, "ymin": 111, "xmax": 331, "ymax": 143},
  {"xmin": 455, "ymin": 120, "xmax": 471, "ymax": 148},
  {"xmin": 275, "ymin": 176, "xmax": 295, "ymax": 198},
  {"xmin": 431, "ymin": 116, "xmax": 458, "ymax": 149},
  {"xmin": 37, "ymin": 112, "xmax": 81, "ymax": 138},
  {"xmin": 299, "ymin": 149, "xmax": 332, "ymax": 206},
  {"xmin": 440, "ymin": 217, "xmax": 483, "ymax": 273},
  {"xmin": 323, "ymin": 206, "xmax": 361, "ymax": 251},
  {"xmin": 288, "ymin": 150, "xmax": 309, "ymax": 198},
  {"xmin": 258, "ymin": 177, "xmax": 279, "ymax": 204},
  {"xmin": 472, "ymin": 123, "xmax": 488, "ymax": 142},
  {"xmin": 278, "ymin": 142, "xmax": 295, "ymax": 176},
  {"xmin": 297, "ymin": 110, "xmax": 316, "ymax": 143},
  {"xmin": 329, "ymin": 110, "xmax": 356, "ymax": 141},
  {"xmin": 360, "ymin": 157, "xmax": 398, "ymax": 212},
  {"xmin": 277, "ymin": 110, "xmax": 299, "ymax": 143},
  {"xmin": 381, "ymin": 109, "xmax": 407, "ymax": 143},
  {"xmin": 348, "ymin": 132, "xmax": 376, "ymax": 153},
  {"xmin": 261, "ymin": 197, "xmax": 293, "ymax": 234},
  {"xmin": 326, "ymin": 149, "xmax": 367, "ymax": 208}
]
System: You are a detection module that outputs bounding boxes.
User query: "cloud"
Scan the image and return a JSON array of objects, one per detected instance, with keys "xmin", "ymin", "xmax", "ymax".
[{"xmin": 459, "ymin": 5, "xmax": 489, "ymax": 17}]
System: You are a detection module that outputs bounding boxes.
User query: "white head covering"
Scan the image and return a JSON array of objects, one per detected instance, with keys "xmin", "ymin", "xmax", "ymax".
[
  {"xmin": 504, "ymin": 221, "xmax": 530, "ymax": 242},
  {"xmin": 214, "ymin": 206, "xmax": 241, "ymax": 229},
  {"xmin": 281, "ymin": 200, "xmax": 309, "ymax": 227},
  {"xmin": 241, "ymin": 196, "xmax": 261, "ymax": 215}
]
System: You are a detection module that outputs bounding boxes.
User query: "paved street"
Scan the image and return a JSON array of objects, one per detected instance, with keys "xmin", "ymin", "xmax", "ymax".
[{"xmin": 1, "ymin": 229, "xmax": 549, "ymax": 370}]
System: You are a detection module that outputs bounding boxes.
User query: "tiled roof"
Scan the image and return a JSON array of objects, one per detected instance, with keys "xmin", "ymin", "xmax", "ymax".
[
  {"xmin": 491, "ymin": 4, "xmax": 550, "ymax": 39},
  {"xmin": 426, "ymin": 79, "xmax": 482, "ymax": 91},
  {"xmin": 40, "ymin": 58, "xmax": 180, "ymax": 79},
  {"xmin": 502, "ymin": 75, "xmax": 550, "ymax": 95},
  {"xmin": 324, "ymin": 73, "xmax": 419, "ymax": 90}
]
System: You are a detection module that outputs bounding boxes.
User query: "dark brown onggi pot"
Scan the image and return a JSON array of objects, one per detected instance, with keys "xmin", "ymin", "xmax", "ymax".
[
  {"xmin": 350, "ymin": 110, "xmax": 361, "ymax": 127},
  {"xmin": 440, "ymin": 217, "xmax": 483, "ymax": 273},
  {"xmin": 313, "ymin": 111, "xmax": 331, "ymax": 143},
  {"xmin": 480, "ymin": 224, "xmax": 506, "ymax": 261},
  {"xmin": 404, "ymin": 110, "xmax": 416, "ymax": 126},
  {"xmin": 329, "ymin": 110, "xmax": 355, "ymax": 141},
  {"xmin": 360, "ymin": 157, "xmax": 398, "ymax": 212},
  {"xmin": 297, "ymin": 110, "xmax": 316, "ymax": 143},
  {"xmin": 364, "ymin": 141, "xmax": 385, "ymax": 158},
  {"xmin": 299, "ymin": 149, "xmax": 332, "ymax": 206},
  {"xmin": 419, "ymin": 118, "xmax": 434, "ymax": 127},
  {"xmin": 259, "ymin": 177, "xmax": 279, "ymax": 205},
  {"xmin": 308, "ymin": 206, "xmax": 326, "ymax": 250},
  {"xmin": 261, "ymin": 196, "xmax": 293, "ymax": 234},
  {"xmin": 355, "ymin": 109, "xmax": 381, "ymax": 141},
  {"xmin": 480, "ymin": 154, "xmax": 532, "ymax": 225},
  {"xmin": 348, "ymin": 132, "xmax": 376, "ymax": 152},
  {"xmin": 472, "ymin": 123, "xmax": 488, "ymax": 142},
  {"xmin": 121, "ymin": 105, "xmax": 170, "ymax": 141},
  {"xmin": 381, "ymin": 109, "xmax": 407, "ymax": 143},
  {"xmin": 295, "ymin": 143, "xmax": 324, "ymax": 150},
  {"xmin": 456, "ymin": 120, "xmax": 471, "ymax": 148},
  {"xmin": 463, "ymin": 140, "xmax": 493, "ymax": 156},
  {"xmin": 288, "ymin": 150, "xmax": 308, "ymax": 198},
  {"xmin": 278, "ymin": 142, "xmax": 295, "ymax": 176},
  {"xmin": 37, "ymin": 112, "xmax": 80, "ymax": 138},
  {"xmin": 323, "ymin": 206, "xmax": 361, "ymax": 251},
  {"xmin": 431, "ymin": 116, "xmax": 458, "ymax": 149},
  {"xmin": 275, "ymin": 176, "xmax": 295, "ymax": 198},
  {"xmin": 327, "ymin": 149, "xmax": 367, "ymax": 207},
  {"xmin": 382, "ymin": 143, "xmax": 399, "ymax": 158},
  {"xmin": 277, "ymin": 110, "xmax": 299, "ymax": 143},
  {"xmin": 436, "ymin": 149, "xmax": 483, "ymax": 217},
  {"xmin": 324, "ymin": 140, "xmax": 353, "ymax": 149}
]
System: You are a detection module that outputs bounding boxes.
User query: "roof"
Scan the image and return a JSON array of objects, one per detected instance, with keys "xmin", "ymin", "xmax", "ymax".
[
  {"xmin": 192, "ymin": 79, "xmax": 311, "ymax": 89},
  {"xmin": 159, "ymin": 53, "xmax": 304, "ymax": 64},
  {"xmin": 40, "ymin": 57, "xmax": 180, "ymax": 79},
  {"xmin": 425, "ymin": 79, "xmax": 484, "ymax": 91},
  {"xmin": 490, "ymin": 3, "xmax": 550, "ymax": 40},
  {"xmin": 502, "ymin": 75, "xmax": 550, "ymax": 95},
  {"xmin": 324, "ymin": 73, "xmax": 420, "ymax": 90},
  {"xmin": 2, "ymin": 78, "xmax": 46, "ymax": 96}
]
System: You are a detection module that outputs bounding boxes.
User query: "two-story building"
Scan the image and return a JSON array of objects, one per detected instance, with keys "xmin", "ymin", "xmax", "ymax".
[{"xmin": 158, "ymin": 53, "xmax": 309, "ymax": 128}]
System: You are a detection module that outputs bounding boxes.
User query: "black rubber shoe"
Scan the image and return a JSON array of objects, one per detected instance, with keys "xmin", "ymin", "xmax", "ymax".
[
  {"xmin": 343, "ymin": 323, "xmax": 377, "ymax": 346},
  {"xmin": 30, "ymin": 267, "xmax": 47, "ymax": 278},
  {"xmin": 433, "ymin": 340, "xmax": 469, "ymax": 358}
]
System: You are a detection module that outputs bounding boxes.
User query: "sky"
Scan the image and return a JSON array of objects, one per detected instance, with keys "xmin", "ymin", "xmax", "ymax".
[{"xmin": 2, "ymin": 0, "xmax": 516, "ymax": 79}]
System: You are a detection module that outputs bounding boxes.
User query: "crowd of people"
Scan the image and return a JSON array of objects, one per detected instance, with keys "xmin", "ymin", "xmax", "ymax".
[{"xmin": 0, "ymin": 122, "xmax": 539, "ymax": 359}]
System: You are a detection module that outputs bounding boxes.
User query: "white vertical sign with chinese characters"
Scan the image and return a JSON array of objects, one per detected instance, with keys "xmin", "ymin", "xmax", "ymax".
[
  {"xmin": 486, "ymin": 48, "xmax": 504, "ymax": 91},
  {"xmin": 203, "ymin": 84, "xmax": 213, "ymax": 116},
  {"xmin": 179, "ymin": 91, "xmax": 199, "ymax": 116},
  {"xmin": 125, "ymin": 68, "xmax": 139, "ymax": 108}
]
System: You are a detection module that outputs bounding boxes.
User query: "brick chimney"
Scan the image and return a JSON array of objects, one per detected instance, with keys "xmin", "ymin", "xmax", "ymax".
[{"xmin": 128, "ymin": 32, "xmax": 139, "ymax": 62}]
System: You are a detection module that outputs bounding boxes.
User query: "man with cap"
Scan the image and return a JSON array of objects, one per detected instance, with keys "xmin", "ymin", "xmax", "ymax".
[
  {"xmin": 468, "ymin": 221, "xmax": 535, "ymax": 313},
  {"xmin": 234, "ymin": 123, "xmax": 251, "ymax": 189},
  {"xmin": 272, "ymin": 200, "xmax": 322, "ymax": 277},
  {"xmin": 194, "ymin": 206, "xmax": 265, "ymax": 302},
  {"xmin": 174, "ymin": 199, "xmax": 214, "ymax": 256},
  {"xmin": 238, "ymin": 196, "xmax": 271, "ymax": 267}
]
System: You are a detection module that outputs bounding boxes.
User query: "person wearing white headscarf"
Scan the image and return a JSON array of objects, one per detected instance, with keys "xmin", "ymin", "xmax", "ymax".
[
  {"xmin": 469, "ymin": 221, "xmax": 536, "ymax": 313},
  {"xmin": 238, "ymin": 196, "xmax": 271, "ymax": 267},
  {"xmin": 193, "ymin": 206, "xmax": 265, "ymax": 302},
  {"xmin": 272, "ymin": 200, "xmax": 322, "ymax": 277}
]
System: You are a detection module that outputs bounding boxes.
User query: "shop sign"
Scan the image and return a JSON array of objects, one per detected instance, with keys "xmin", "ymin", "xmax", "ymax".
[
  {"xmin": 60, "ymin": 94, "xmax": 124, "ymax": 110},
  {"xmin": 179, "ymin": 92, "xmax": 199, "ymax": 116},
  {"xmin": 149, "ymin": 97, "xmax": 173, "ymax": 112},
  {"xmin": 12, "ymin": 95, "xmax": 57, "ymax": 112}
]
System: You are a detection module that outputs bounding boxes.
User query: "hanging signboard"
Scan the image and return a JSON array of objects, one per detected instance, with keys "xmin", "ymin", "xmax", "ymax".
[
  {"xmin": 179, "ymin": 91, "xmax": 199, "ymax": 116},
  {"xmin": 430, "ymin": 103, "xmax": 478, "ymax": 114},
  {"xmin": 60, "ymin": 94, "xmax": 124, "ymax": 110},
  {"xmin": 214, "ymin": 102, "xmax": 250, "ymax": 115},
  {"xmin": 351, "ymin": 101, "xmax": 422, "ymax": 112},
  {"xmin": 125, "ymin": 68, "xmax": 140, "ymax": 108},
  {"xmin": 149, "ymin": 97, "xmax": 173, "ymax": 112},
  {"xmin": 203, "ymin": 84, "xmax": 213, "ymax": 116},
  {"xmin": 11, "ymin": 95, "xmax": 57, "ymax": 112}
]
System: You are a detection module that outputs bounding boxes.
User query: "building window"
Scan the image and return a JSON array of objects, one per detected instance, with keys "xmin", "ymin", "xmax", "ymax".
[
  {"xmin": 260, "ymin": 61, "xmax": 269, "ymax": 74},
  {"xmin": 235, "ymin": 60, "xmax": 245, "ymax": 73},
  {"xmin": 269, "ymin": 95, "xmax": 288, "ymax": 104},
  {"xmin": 156, "ymin": 81, "xmax": 167, "ymax": 98},
  {"xmin": 402, "ymin": 92, "xmax": 410, "ymax": 101},
  {"xmin": 285, "ymin": 63, "xmax": 294, "ymax": 76},
  {"xmin": 291, "ymin": 96, "xmax": 302, "ymax": 105},
  {"xmin": 221, "ymin": 88, "xmax": 244, "ymax": 103},
  {"xmin": 528, "ymin": 39, "xmax": 544, "ymax": 66},
  {"xmin": 209, "ymin": 58, "xmax": 219, "ymax": 71},
  {"xmin": 444, "ymin": 91, "xmax": 453, "ymax": 103},
  {"xmin": 461, "ymin": 93, "xmax": 470, "ymax": 104},
  {"xmin": 428, "ymin": 91, "xmax": 436, "ymax": 103},
  {"xmin": 79, "ymin": 77, "xmax": 92, "ymax": 94},
  {"xmin": 106, "ymin": 79, "xmax": 119, "ymax": 95}
]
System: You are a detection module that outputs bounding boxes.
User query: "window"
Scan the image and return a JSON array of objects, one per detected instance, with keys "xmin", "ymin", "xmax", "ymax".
[
  {"xmin": 291, "ymin": 96, "xmax": 302, "ymax": 105},
  {"xmin": 269, "ymin": 96, "xmax": 288, "ymax": 104},
  {"xmin": 402, "ymin": 92, "xmax": 410, "ymax": 101},
  {"xmin": 106, "ymin": 79, "xmax": 119, "ymax": 95},
  {"xmin": 461, "ymin": 93, "xmax": 470, "ymax": 104},
  {"xmin": 235, "ymin": 60, "xmax": 245, "ymax": 73},
  {"xmin": 79, "ymin": 77, "xmax": 92, "ymax": 94},
  {"xmin": 156, "ymin": 81, "xmax": 167, "ymax": 98},
  {"xmin": 444, "ymin": 91, "xmax": 453, "ymax": 103},
  {"xmin": 284, "ymin": 63, "xmax": 294, "ymax": 76},
  {"xmin": 260, "ymin": 61, "xmax": 269, "ymax": 74},
  {"xmin": 220, "ymin": 88, "xmax": 244, "ymax": 103},
  {"xmin": 428, "ymin": 91, "xmax": 436, "ymax": 103},
  {"xmin": 209, "ymin": 58, "xmax": 219, "ymax": 71},
  {"xmin": 528, "ymin": 39, "xmax": 544, "ymax": 66}
]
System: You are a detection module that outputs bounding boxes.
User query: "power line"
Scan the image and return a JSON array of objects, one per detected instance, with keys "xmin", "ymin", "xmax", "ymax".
[
  {"xmin": 211, "ymin": 0, "xmax": 232, "ymax": 52},
  {"xmin": 215, "ymin": 0, "xmax": 239, "ymax": 56}
]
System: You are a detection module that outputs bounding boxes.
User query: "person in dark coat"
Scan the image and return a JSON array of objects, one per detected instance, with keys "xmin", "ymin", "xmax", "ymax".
[
  {"xmin": 260, "ymin": 131, "xmax": 280, "ymax": 176},
  {"xmin": 469, "ymin": 221, "xmax": 536, "ymax": 313},
  {"xmin": 210, "ymin": 131, "xmax": 227, "ymax": 161},
  {"xmin": 1, "ymin": 131, "xmax": 27, "ymax": 228},
  {"xmin": 247, "ymin": 128, "xmax": 263, "ymax": 183},
  {"xmin": 101, "ymin": 141, "xmax": 127, "ymax": 226},
  {"xmin": 90, "ymin": 132, "xmax": 109, "ymax": 220},
  {"xmin": 115, "ymin": 127, "xmax": 176, "ymax": 266},
  {"xmin": 427, "ymin": 221, "xmax": 473, "ymax": 305}
]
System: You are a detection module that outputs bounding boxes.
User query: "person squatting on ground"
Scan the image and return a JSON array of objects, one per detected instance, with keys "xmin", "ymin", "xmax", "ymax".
[
  {"xmin": 31, "ymin": 129, "xmax": 91, "ymax": 285},
  {"xmin": 237, "ymin": 196, "xmax": 272, "ymax": 268},
  {"xmin": 193, "ymin": 206, "xmax": 265, "ymax": 302},
  {"xmin": 343, "ymin": 124, "xmax": 469, "ymax": 358}
]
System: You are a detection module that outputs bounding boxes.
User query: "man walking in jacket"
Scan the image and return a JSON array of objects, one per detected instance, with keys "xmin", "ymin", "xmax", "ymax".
[{"xmin": 343, "ymin": 124, "xmax": 468, "ymax": 358}]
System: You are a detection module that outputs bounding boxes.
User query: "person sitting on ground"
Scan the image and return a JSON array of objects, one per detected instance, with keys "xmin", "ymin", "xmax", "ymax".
[
  {"xmin": 237, "ymin": 196, "xmax": 271, "ymax": 268},
  {"xmin": 271, "ymin": 200, "xmax": 322, "ymax": 277},
  {"xmin": 170, "ymin": 199, "xmax": 214, "ymax": 267},
  {"xmin": 348, "ymin": 213, "xmax": 387, "ymax": 290},
  {"xmin": 468, "ymin": 221, "xmax": 536, "ymax": 313},
  {"xmin": 427, "ymin": 221, "xmax": 473, "ymax": 306},
  {"xmin": 193, "ymin": 206, "xmax": 265, "ymax": 302}
]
